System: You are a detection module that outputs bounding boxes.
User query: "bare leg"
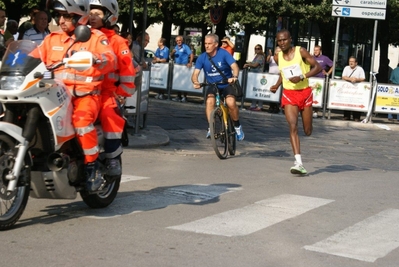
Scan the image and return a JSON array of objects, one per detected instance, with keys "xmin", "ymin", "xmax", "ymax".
[
  {"xmin": 284, "ymin": 104, "xmax": 301, "ymax": 155},
  {"xmin": 205, "ymin": 95, "xmax": 216, "ymax": 122},
  {"xmin": 225, "ymin": 96, "xmax": 239, "ymax": 121}
]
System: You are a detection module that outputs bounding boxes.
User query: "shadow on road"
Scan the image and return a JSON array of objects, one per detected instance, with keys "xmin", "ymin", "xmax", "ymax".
[{"xmin": 16, "ymin": 183, "xmax": 241, "ymax": 228}]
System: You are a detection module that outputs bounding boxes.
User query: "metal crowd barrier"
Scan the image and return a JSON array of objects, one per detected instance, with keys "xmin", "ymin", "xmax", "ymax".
[{"xmin": 125, "ymin": 60, "xmax": 399, "ymax": 129}]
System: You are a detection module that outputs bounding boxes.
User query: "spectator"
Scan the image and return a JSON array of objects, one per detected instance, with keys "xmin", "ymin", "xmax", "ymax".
[
  {"xmin": 153, "ymin": 37, "xmax": 169, "ymax": 100},
  {"xmin": 267, "ymin": 46, "xmax": 281, "ymax": 113},
  {"xmin": 244, "ymin": 44, "xmax": 265, "ymax": 111},
  {"xmin": 170, "ymin": 35, "xmax": 193, "ymax": 102},
  {"xmin": 191, "ymin": 33, "xmax": 245, "ymax": 141},
  {"xmin": 312, "ymin": 45, "xmax": 333, "ymax": 118},
  {"xmin": 17, "ymin": 6, "xmax": 40, "ymax": 40},
  {"xmin": 270, "ymin": 29, "xmax": 322, "ymax": 175},
  {"xmin": 0, "ymin": 9, "xmax": 6, "ymax": 58},
  {"xmin": 388, "ymin": 63, "xmax": 399, "ymax": 121},
  {"xmin": 342, "ymin": 56, "xmax": 365, "ymax": 121},
  {"xmin": 132, "ymin": 31, "xmax": 150, "ymax": 70},
  {"xmin": 23, "ymin": 11, "xmax": 50, "ymax": 45},
  {"xmin": 0, "ymin": 8, "xmax": 5, "ymax": 35},
  {"xmin": 120, "ymin": 31, "xmax": 132, "ymax": 49},
  {"xmin": 112, "ymin": 24, "xmax": 119, "ymax": 35},
  {"xmin": 4, "ymin": 20, "xmax": 18, "ymax": 47},
  {"xmin": 220, "ymin": 36, "xmax": 234, "ymax": 56}
]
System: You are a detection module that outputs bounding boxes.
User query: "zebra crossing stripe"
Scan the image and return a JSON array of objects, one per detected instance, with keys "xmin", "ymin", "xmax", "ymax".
[
  {"xmin": 121, "ymin": 174, "xmax": 149, "ymax": 183},
  {"xmin": 304, "ymin": 209, "xmax": 399, "ymax": 262},
  {"xmin": 168, "ymin": 194, "xmax": 334, "ymax": 237}
]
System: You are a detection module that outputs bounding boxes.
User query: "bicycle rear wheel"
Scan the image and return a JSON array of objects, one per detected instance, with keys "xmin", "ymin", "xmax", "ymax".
[
  {"xmin": 209, "ymin": 107, "xmax": 228, "ymax": 159},
  {"xmin": 227, "ymin": 116, "xmax": 236, "ymax": 155}
]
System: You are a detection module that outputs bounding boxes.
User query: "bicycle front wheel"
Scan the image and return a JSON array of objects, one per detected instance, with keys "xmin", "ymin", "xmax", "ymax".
[{"xmin": 209, "ymin": 107, "xmax": 228, "ymax": 159}]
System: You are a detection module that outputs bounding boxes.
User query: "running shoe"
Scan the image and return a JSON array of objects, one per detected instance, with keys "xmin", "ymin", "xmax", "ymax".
[
  {"xmin": 235, "ymin": 125, "xmax": 245, "ymax": 141},
  {"xmin": 206, "ymin": 128, "xmax": 211, "ymax": 139},
  {"xmin": 290, "ymin": 162, "xmax": 307, "ymax": 175}
]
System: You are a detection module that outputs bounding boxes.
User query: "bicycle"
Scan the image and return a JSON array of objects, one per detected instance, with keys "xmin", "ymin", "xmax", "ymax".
[{"xmin": 200, "ymin": 82, "xmax": 236, "ymax": 159}]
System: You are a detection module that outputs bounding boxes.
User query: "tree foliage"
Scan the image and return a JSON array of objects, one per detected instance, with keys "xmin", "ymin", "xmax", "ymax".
[{"xmin": 3, "ymin": 0, "xmax": 399, "ymax": 80}]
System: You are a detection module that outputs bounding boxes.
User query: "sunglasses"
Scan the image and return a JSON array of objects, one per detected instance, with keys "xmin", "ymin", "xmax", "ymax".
[
  {"xmin": 255, "ymin": 47, "xmax": 262, "ymax": 50},
  {"xmin": 54, "ymin": 13, "xmax": 74, "ymax": 22}
]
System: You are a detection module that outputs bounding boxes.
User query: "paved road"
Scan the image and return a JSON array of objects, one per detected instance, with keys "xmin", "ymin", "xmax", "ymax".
[
  {"xmin": 146, "ymin": 99, "xmax": 399, "ymax": 173},
  {"xmin": 2, "ymin": 99, "xmax": 399, "ymax": 267}
]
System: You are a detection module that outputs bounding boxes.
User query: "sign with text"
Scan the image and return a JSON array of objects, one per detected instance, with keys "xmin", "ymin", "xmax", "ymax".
[
  {"xmin": 374, "ymin": 83, "xmax": 399, "ymax": 114},
  {"xmin": 332, "ymin": 0, "xmax": 387, "ymax": 9},
  {"xmin": 150, "ymin": 63, "xmax": 169, "ymax": 89},
  {"xmin": 309, "ymin": 77, "xmax": 325, "ymax": 108},
  {"xmin": 327, "ymin": 80, "xmax": 372, "ymax": 111},
  {"xmin": 332, "ymin": 6, "xmax": 386, "ymax": 19},
  {"xmin": 245, "ymin": 73, "xmax": 281, "ymax": 102}
]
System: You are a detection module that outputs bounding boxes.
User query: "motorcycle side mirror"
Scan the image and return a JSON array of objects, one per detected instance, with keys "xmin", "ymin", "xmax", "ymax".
[{"xmin": 74, "ymin": 25, "xmax": 91, "ymax": 43}]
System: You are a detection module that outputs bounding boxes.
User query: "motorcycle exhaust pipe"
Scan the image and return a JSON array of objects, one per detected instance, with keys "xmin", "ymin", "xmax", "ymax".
[{"xmin": 47, "ymin": 153, "xmax": 70, "ymax": 171}]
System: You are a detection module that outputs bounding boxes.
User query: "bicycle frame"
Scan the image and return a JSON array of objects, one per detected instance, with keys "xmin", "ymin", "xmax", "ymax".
[{"xmin": 215, "ymin": 91, "xmax": 230, "ymax": 128}]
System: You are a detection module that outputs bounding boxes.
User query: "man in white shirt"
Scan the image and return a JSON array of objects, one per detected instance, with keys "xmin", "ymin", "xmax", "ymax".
[{"xmin": 342, "ymin": 56, "xmax": 365, "ymax": 121}]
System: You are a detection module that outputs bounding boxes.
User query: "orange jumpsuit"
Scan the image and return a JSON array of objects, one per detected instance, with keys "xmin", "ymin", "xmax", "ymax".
[
  {"xmin": 99, "ymin": 28, "xmax": 135, "ymax": 159},
  {"xmin": 39, "ymin": 29, "xmax": 116, "ymax": 163}
]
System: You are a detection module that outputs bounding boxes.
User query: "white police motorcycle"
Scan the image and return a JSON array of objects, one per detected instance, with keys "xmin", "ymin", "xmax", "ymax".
[{"xmin": 0, "ymin": 26, "xmax": 122, "ymax": 230}]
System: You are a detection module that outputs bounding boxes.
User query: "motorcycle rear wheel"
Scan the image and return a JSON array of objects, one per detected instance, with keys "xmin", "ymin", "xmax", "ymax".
[
  {"xmin": 80, "ymin": 177, "xmax": 121, "ymax": 208},
  {"xmin": 80, "ymin": 159, "xmax": 121, "ymax": 209},
  {"xmin": 0, "ymin": 134, "xmax": 30, "ymax": 231}
]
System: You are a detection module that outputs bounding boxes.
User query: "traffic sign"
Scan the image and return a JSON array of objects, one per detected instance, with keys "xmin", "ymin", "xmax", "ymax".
[
  {"xmin": 332, "ymin": 0, "xmax": 386, "ymax": 9},
  {"xmin": 332, "ymin": 6, "xmax": 386, "ymax": 20}
]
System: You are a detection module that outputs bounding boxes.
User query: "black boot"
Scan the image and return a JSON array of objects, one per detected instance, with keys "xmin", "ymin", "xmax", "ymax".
[{"xmin": 84, "ymin": 161, "xmax": 104, "ymax": 191}]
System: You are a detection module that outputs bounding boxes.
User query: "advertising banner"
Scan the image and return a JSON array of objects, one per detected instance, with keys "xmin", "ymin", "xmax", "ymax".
[
  {"xmin": 327, "ymin": 80, "xmax": 371, "ymax": 111},
  {"xmin": 172, "ymin": 65, "xmax": 204, "ymax": 93},
  {"xmin": 125, "ymin": 70, "xmax": 150, "ymax": 114},
  {"xmin": 309, "ymin": 77, "xmax": 325, "ymax": 108},
  {"xmin": 150, "ymin": 63, "xmax": 169, "ymax": 89},
  {"xmin": 374, "ymin": 83, "xmax": 399, "ymax": 114},
  {"xmin": 244, "ymin": 73, "xmax": 281, "ymax": 102}
]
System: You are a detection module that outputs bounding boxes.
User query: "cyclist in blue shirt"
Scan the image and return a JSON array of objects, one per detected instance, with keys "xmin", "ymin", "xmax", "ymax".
[{"xmin": 191, "ymin": 33, "xmax": 244, "ymax": 141}]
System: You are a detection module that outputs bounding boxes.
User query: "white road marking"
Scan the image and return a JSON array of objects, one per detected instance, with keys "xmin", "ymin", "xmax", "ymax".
[
  {"xmin": 121, "ymin": 174, "xmax": 149, "ymax": 183},
  {"xmin": 304, "ymin": 209, "xmax": 399, "ymax": 262},
  {"xmin": 168, "ymin": 194, "xmax": 334, "ymax": 237}
]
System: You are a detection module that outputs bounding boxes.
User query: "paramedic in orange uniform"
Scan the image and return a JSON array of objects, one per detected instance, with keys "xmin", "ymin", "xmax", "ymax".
[
  {"xmin": 39, "ymin": 0, "xmax": 116, "ymax": 191},
  {"xmin": 88, "ymin": 0, "xmax": 135, "ymax": 177}
]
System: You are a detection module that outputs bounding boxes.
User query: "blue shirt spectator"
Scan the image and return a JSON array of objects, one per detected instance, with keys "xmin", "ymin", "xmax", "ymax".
[
  {"xmin": 171, "ymin": 35, "xmax": 193, "ymax": 66},
  {"xmin": 153, "ymin": 37, "xmax": 169, "ymax": 63}
]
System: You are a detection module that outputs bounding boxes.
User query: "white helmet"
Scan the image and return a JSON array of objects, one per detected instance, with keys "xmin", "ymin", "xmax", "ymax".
[
  {"xmin": 53, "ymin": 0, "xmax": 90, "ymax": 24},
  {"xmin": 89, "ymin": 0, "xmax": 119, "ymax": 26}
]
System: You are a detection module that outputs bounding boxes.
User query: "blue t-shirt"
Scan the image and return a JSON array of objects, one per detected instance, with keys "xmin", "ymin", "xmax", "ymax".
[
  {"xmin": 155, "ymin": 46, "xmax": 170, "ymax": 61},
  {"xmin": 195, "ymin": 48, "xmax": 236, "ymax": 89},
  {"xmin": 174, "ymin": 43, "xmax": 192, "ymax": 64}
]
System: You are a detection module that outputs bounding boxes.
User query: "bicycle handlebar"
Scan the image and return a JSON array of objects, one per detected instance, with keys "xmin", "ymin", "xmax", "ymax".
[{"xmin": 199, "ymin": 80, "xmax": 229, "ymax": 88}]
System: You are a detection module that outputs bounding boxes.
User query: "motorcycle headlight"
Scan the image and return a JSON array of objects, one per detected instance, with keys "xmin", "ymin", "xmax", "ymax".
[{"xmin": 0, "ymin": 76, "xmax": 25, "ymax": 90}]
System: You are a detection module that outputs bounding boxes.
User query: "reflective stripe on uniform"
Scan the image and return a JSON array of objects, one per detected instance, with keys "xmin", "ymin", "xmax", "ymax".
[
  {"xmin": 120, "ymin": 83, "xmax": 135, "ymax": 95},
  {"xmin": 83, "ymin": 145, "xmax": 100, "ymax": 156},
  {"xmin": 103, "ymin": 131, "xmax": 123, "ymax": 139},
  {"xmin": 104, "ymin": 145, "xmax": 123, "ymax": 159},
  {"xmin": 75, "ymin": 124, "xmax": 95, "ymax": 136},
  {"xmin": 120, "ymin": 75, "xmax": 135, "ymax": 82},
  {"xmin": 55, "ymin": 72, "xmax": 103, "ymax": 82}
]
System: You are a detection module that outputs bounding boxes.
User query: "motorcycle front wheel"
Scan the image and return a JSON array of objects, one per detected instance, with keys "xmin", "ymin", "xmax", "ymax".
[{"xmin": 0, "ymin": 134, "xmax": 30, "ymax": 231}]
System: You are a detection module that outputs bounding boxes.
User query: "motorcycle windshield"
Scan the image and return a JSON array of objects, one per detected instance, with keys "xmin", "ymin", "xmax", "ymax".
[{"xmin": 0, "ymin": 40, "xmax": 42, "ymax": 76}]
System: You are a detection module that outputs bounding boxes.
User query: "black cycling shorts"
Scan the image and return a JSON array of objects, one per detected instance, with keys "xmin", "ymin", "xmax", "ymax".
[{"xmin": 206, "ymin": 84, "xmax": 236, "ymax": 98}]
